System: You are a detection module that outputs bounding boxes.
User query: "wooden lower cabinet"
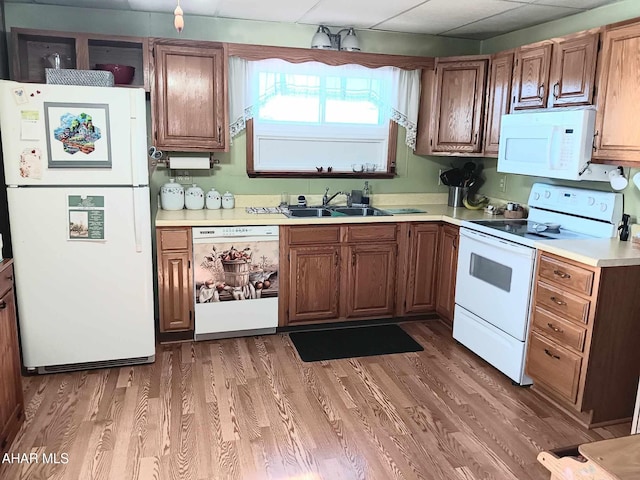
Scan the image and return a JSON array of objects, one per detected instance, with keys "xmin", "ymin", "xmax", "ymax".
[
  {"xmin": 281, "ymin": 224, "xmax": 398, "ymax": 326},
  {"xmin": 0, "ymin": 261, "xmax": 24, "ymax": 456},
  {"xmin": 287, "ymin": 245, "xmax": 340, "ymax": 324},
  {"xmin": 435, "ymin": 224, "xmax": 459, "ymax": 325},
  {"xmin": 525, "ymin": 252, "xmax": 640, "ymax": 427},
  {"xmin": 345, "ymin": 243, "xmax": 397, "ymax": 319},
  {"xmin": 156, "ymin": 228, "xmax": 193, "ymax": 333},
  {"xmin": 404, "ymin": 223, "xmax": 439, "ymax": 315}
]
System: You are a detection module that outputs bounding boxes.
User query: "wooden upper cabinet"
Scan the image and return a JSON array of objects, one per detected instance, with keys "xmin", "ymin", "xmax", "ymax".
[
  {"xmin": 594, "ymin": 20, "xmax": 640, "ymax": 164},
  {"xmin": 511, "ymin": 44, "xmax": 552, "ymax": 110},
  {"xmin": 548, "ymin": 33, "xmax": 598, "ymax": 108},
  {"xmin": 11, "ymin": 28, "xmax": 150, "ymax": 91},
  {"xmin": 483, "ymin": 51, "xmax": 514, "ymax": 156},
  {"xmin": 431, "ymin": 57, "xmax": 489, "ymax": 153},
  {"xmin": 153, "ymin": 41, "xmax": 228, "ymax": 152}
]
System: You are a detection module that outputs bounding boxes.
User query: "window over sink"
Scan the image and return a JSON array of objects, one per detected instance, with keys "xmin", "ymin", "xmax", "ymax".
[{"xmin": 228, "ymin": 57, "xmax": 421, "ymax": 178}]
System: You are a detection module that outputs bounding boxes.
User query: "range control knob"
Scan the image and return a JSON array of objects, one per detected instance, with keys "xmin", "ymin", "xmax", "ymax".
[
  {"xmin": 587, "ymin": 196, "xmax": 596, "ymax": 206},
  {"xmin": 544, "ymin": 190, "xmax": 551, "ymax": 199},
  {"xmin": 533, "ymin": 192, "xmax": 541, "ymax": 200},
  {"xmin": 600, "ymin": 203, "xmax": 608, "ymax": 212}
]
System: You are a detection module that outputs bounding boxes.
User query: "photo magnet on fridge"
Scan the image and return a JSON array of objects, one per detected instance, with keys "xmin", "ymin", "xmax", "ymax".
[{"xmin": 44, "ymin": 102, "xmax": 112, "ymax": 168}]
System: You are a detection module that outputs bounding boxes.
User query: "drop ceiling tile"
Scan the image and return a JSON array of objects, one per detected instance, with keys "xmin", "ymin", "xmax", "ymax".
[
  {"xmin": 443, "ymin": 3, "xmax": 579, "ymax": 39},
  {"xmin": 298, "ymin": 0, "xmax": 424, "ymax": 29},
  {"xmin": 373, "ymin": 0, "xmax": 520, "ymax": 35},
  {"xmin": 216, "ymin": 0, "xmax": 319, "ymax": 23},
  {"xmin": 33, "ymin": 0, "xmax": 130, "ymax": 8},
  {"xmin": 532, "ymin": 0, "xmax": 622, "ymax": 8}
]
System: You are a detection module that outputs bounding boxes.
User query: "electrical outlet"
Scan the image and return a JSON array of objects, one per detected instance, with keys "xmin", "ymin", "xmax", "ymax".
[
  {"xmin": 498, "ymin": 174, "xmax": 507, "ymax": 193},
  {"xmin": 438, "ymin": 169, "xmax": 443, "ymax": 186},
  {"xmin": 176, "ymin": 170, "xmax": 192, "ymax": 184}
]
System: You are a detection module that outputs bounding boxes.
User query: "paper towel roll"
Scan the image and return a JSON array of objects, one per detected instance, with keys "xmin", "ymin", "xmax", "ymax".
[{"xmin": 168, "ymin": 156, "xmax": 210, "ymax": 169}]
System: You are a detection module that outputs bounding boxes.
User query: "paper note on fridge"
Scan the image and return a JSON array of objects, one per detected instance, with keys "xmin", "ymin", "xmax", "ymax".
[
  {"xmin": 68, "ymin": 195, "xmax": 106, "ymax": 242},
  {"xmin": 21, "ymin": 110, "xmax": 41, "ymax": 140}
]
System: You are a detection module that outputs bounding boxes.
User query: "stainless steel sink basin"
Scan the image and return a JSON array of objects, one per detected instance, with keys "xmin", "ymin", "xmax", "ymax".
[
  {"xmin": 330, "ymin": 206, "xmax": 391, "ymax": 216},
  {"xmin": 285, "ymin": 207, "xmax": 332, "ymax": 218}
]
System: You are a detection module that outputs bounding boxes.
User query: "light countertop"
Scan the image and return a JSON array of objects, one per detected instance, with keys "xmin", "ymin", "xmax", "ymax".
[{"xmin": 156, "ymin": 199, "xmax": 640, "ymax": 268}]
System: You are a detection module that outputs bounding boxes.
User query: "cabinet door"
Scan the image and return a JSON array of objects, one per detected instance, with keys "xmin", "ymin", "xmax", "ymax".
[
  {"xmin": 483, "ymin": 52, "xmax": 514, "ymax": 156},
  {"xmin": 511, "ymin": 44, "xmax": 552, "ymax": 110},
  {"xmin": 288, "ymin": 246, "xmax": 340, "ymax": 324},
  {"xmin": 431, "ymin": 58, "xmax": 488, "ymax": 153},
  {"xmin": 154, "ymin": 43, "xmax": 227, "ymax": 151},
  {"xmin": 159, "ymin": 252, "xmax": 193, "ymax": 332},
  {"xmin": 345, "ymin": 244, "xmax": 397, "ymax": 318},
  {"xmin": 548, "ymin": 34, "xmax": 598, "ymax": 108},
  {"xmin": 435, "ymin": 224, "xmax": 459, "ymax": 325},
  {"xmin": 594, "ymin": 21, "xmax": 640, "ymax": 163},
  {"xmin": 405, "ymin": 224, "xmax": 439, "ymax": 314},
  {"xmin": 0, "ymin": 287, "xmax": 24, "ymax": 456}
]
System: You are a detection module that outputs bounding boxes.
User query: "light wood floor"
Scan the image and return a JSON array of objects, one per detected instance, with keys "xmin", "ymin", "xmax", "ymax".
[{"xmin": 1, "ymin": 320, "xmax": 630, "ymax": 480}]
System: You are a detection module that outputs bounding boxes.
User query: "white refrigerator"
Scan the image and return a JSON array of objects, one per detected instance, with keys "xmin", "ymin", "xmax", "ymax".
[{"xmin": 0, "ymin": 80, "xmax": 155, "ymax": 373}]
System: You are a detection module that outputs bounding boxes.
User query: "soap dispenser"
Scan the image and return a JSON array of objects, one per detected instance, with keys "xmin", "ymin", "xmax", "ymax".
[
  {"xmin": 362, "ymin": 181, "xmax": 371, "ymax": 206},
  {"xmin": 619, "ymin": 213, "xmax": 630, "ymax": 241}
]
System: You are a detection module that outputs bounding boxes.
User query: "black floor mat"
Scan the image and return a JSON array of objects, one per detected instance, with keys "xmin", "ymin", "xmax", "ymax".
[{"xmin": 289, "ymin": 324, "xmax": 424, "ymax": 362}]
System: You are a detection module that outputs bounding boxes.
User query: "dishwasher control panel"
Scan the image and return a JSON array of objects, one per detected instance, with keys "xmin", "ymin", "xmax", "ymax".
[{"xmin": 192, "ymin": 226, "xmax": 279, "ymax": 239}]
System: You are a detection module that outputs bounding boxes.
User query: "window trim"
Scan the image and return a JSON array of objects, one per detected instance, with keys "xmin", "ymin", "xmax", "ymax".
[{"xmin": 231, "ymin": 43, "xmax": 429, "ymax": 178}]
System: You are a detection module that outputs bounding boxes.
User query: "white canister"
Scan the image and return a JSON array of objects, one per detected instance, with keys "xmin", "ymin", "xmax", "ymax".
[
  {"xmin": 185, "ymin": 184, "xmax": 205, "ymax": 210},
  {"xmin": 222, "ymin": 191, "xmax": 235, "ymax": 209},
  {"xmin": 206, "ymin": 188, "xmax": 222, "ymax": 209},
  {"xmin": 159, "ymin": 178, "xmax": 184, "ymax": 210}
]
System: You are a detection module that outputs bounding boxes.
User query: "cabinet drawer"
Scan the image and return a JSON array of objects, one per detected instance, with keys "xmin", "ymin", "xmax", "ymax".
[
  {"xmin": 531, "ymin": 306, "xmax": 586, "ymax": 352},
  {"xmin": 159, "ymin": 228, "xmax": 190, "ymax": 251},
  {"xmin": 288, "ymin": 226, "xmax": 340, "ymax": 245},
  {"xmin": 527, "ymin": 331, "xmax": 582, "ymax": 404},
  {"xmin": 346, "ymin": 224, "xmax": 397, "ymax": 243},
  {"xmin": 0, "ymin": 263, "xmax": 13, "ymax": 297},
  {"xmin": 538, "ymin": 255, "xmax": 594, "ymax": 295},
  {"xmin": 536, "ymin": 282, "xmax": 590, "ymax": 324}
]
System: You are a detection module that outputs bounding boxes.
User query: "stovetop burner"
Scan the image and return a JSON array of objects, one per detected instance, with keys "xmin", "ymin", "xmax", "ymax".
[{"xmin": 466, "ymin": 219, "xmax": 595, "ymax": 245}]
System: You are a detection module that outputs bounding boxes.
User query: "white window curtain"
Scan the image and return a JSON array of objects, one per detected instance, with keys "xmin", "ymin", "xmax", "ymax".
[{"xmin": 228, "ymin": 56, "xmax": 421, "ymax": 150}]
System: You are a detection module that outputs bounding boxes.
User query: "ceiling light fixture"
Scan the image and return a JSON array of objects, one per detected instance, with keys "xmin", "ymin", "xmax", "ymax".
[
  {"xmin": 311, "ymin": 26, "xmax": 360, "ymax": 51},
  {"xmin": 174, "ymin": 0, "xmax": 184, "ymax": 33}
]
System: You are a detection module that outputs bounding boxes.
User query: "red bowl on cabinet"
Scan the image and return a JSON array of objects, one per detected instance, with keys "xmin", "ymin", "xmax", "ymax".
[{"xmin": 95, "ymin": 63, "xmax": 135, "ymax": 85}]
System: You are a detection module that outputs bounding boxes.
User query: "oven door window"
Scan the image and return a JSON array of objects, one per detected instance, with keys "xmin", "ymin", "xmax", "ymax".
[{"xmin": 469, "ymin": 253, "xmax": 512, "ymax": 292}]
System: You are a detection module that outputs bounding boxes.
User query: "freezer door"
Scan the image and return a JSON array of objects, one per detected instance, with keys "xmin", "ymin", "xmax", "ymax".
[
  {"xmin": 0, "ymin": 80, "xmax": 148, "ymax": 186},
  {"xmin": 8, "ymin": 186, "xmax": 155, "ymax": 369}
]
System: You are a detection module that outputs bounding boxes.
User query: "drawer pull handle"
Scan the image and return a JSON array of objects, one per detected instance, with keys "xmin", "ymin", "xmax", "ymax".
[
  {"xmin": 547, "ymin": 322, "xmax": 563, "ymax": 333},
  {"xmin": 549, "ymin": 296, "xmax": 566, "ymax": 306},
  {"xmin": 0, "ymin": 300, "xmax": 6, "ymax": 310},
  {"xmin": 544, "ymin": 348, "xmax": 561, "ymax": 360},
  {"xmin": 553, "ymin": 270, "xmax": 571, "ymax": 279}
]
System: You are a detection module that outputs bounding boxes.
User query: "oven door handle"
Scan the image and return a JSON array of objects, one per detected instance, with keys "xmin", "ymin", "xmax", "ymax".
[{"xmin": 460, "ymin": 228, "xmax": 535, "ymax": 258}]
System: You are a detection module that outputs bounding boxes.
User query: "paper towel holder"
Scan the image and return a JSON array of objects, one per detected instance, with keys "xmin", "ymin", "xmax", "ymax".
[{"xmin": 164, "ymin": 154, "xmax": 220, "ymax": 170}]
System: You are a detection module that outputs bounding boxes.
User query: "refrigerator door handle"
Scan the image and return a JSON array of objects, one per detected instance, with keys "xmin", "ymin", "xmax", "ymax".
[{"xmin": 132, "ymin": 188, "xmax": 145, "ymax": 253}]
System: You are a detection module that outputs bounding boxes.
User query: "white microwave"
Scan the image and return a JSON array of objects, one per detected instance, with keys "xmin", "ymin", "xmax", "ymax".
[{"xmin": 497, "ymin": 108, "xmax": 596, "ymax": 181}]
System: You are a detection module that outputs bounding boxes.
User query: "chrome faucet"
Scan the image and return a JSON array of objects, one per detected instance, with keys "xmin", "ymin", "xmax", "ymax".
[{"xmin": 322, "ymin": 187, "xmax": 345, "ymax": 206}]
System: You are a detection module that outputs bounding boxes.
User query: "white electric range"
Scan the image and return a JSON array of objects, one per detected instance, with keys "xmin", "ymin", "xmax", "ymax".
[{"xmin": 453, "ymin": 183, "xmax": 623, "ymax": 385}]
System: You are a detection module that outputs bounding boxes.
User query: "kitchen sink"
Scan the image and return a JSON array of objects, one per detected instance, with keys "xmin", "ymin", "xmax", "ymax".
[
  {"xmin": 330, "ymin": 206, "xmax": 391, "ymax": 216},
  {"xmin": 285, "ymin": 207, "xmax": 332, "ymax": 217}
]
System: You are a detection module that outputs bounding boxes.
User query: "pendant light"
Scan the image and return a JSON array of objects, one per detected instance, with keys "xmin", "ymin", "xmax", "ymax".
[{"xmin": 174, "ymin": 0, "xmax": 184, "ymax": 33}]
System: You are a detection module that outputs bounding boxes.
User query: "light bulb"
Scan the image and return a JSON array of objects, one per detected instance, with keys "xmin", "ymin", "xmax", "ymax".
[{"xmin": 174, "ymin": 5, "xmax": 184, "ymax": 33}]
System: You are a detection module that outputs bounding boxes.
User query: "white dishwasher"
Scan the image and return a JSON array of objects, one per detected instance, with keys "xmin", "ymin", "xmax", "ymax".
[{"xmin": 192, "ymin": 226, "xmax": 279, "ymax": 340}]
